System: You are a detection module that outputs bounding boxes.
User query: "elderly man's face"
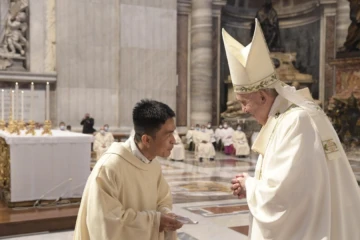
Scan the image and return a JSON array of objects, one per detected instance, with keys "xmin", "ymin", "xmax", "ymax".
[{"xmin": 236, "ymin": 91, "xmax": 269, "ymax": 125}]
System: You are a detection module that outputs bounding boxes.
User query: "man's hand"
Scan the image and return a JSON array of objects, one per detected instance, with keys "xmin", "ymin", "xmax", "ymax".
[
  {"xmin": 230, "ymin": 173, "xmax": 249, "ymax": 199},
  {"xmin": 159, "ymin": 213, "xmax": 183, "ymax": 232}
]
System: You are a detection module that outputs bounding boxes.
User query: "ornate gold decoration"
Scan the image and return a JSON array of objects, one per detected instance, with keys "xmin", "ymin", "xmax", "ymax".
[
  {"xmin": 17, "ymin": 120, "xmax": 25, "ymax": 130},
  {"xmin": 0, "ymin": 138, "xmax": 10, "ymax": 192},
  {"xmin": 7, "ymin": 119, "xmax": 19, "ymax": 135},
  {"xmin": 233, "ymin": 73, "xmax": 278, "ymax": 93},
  {"xmin": 41, "ymin": 120, "xmax": 52, "ymax": 135},
  {"xmin": 26, "ymin": 120, "xmax": 36, "ymax": 135},
  {"xmin": 323, "ymin": 139, "xmax": 339, "ymax": 154},
  {"xmin": 0, "ymin": 120, "xmax": 5, "ymax": 131}
]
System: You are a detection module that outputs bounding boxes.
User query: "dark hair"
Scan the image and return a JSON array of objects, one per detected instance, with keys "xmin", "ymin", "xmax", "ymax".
[
  {"xmin": 132, "ymin": 99, "xmax": 175, "ymax": 142},
  {"xmin": 66, "ymin": 125, "xmax": 71, "ymax": 131}
]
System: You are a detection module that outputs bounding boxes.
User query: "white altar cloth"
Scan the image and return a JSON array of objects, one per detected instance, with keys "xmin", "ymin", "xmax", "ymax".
[{"xmin": 0, "ymin": 130, "xmax": 93, "ymax": 202}]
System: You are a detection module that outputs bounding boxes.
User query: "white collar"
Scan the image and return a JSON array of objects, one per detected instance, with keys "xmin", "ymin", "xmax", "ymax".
[{"xmin": 129, "ymin": 136, "xmax": 151, "ymax": 164}]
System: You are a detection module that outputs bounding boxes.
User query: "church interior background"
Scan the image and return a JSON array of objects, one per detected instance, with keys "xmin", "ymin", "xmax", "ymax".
[{"xmin": 0, "ymin": 0, "xmax": 359, "ymax": 239}]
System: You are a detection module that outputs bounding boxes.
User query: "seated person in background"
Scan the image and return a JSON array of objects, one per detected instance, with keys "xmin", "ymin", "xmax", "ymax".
[
  {"xmin": 104, "ymin": 123, "xmax": 110, "ymax": 132},
  {"xmin": 215, "ymin": 124, "xmax": 225, "ymax": 151},
  {"xmin": 169, "ymin": 130, "xmax": 185, "ymax": 161},
  {"xmin": 66, "ymin": 125, "xmax": 72, "ymax": 131},
  {"xmin": 58, "ymin": 121, "xmax": 66, "ymax": 131},
  {"xmin": 93, "ymin": 126, "xmax": 114, "ymax": 160},
  {"xmin": 205, "ymin": 122, "xmax": 216, "ymax": 149},
  {"xmin": 232, "ymin": 125, "xmax": 250, "ymax": 157},
  {"xmin": 222, "ymin": 122, "xmax": 234, "ymax": 155},
  {"xmin": 194, "ymin": 125, "xmax": 216, "ymax": 162},
  {"xmin": 186, "ymin": 125, "xmax": 195, "ymax": 151}
]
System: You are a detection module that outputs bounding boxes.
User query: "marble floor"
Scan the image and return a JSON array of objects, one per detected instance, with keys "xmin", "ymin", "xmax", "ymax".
[{"xmin": 2, "ymin": 150, "xmax": 360, "ymax": 240}]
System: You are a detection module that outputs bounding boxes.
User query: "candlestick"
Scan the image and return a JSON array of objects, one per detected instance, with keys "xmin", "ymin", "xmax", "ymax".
[
  {"xmin": 21, "ymin": 91, "xmax": 24, "ymax": 121},
  {"xmin": 15, "ymin": 82, "xmax": 18, "ymax": 120},
  {"xmin": 11, "ymin": 90, "xmax": 14, "ymax": 119},
  {"xmin": 30, "ymin": 82, "xmax": 34, "ymax": 120},
  {"xmin": 46, "ymin": 82, "xmax": 50, "ymax": 120}
]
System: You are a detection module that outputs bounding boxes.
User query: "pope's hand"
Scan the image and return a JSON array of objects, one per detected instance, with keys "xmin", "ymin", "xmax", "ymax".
[
  {"xmin": 231, "ymin": 173, "xmax": 249, "ymax": 199},
  {"xmin": 159, "ymin": 213, "xmax": 183, "ymax": 232}
]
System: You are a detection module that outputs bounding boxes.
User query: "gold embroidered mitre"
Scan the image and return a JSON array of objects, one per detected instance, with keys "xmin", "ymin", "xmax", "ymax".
[{"xmin": 222, "ymin": 19, "xmax": 279, "ymax": 93}]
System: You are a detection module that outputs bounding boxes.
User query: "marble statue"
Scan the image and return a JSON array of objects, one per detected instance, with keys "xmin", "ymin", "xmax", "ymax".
[
  {"xmin": 221, "ymin": 100, "xmax": 246, "ymax": 119},
  {"xmin": 342, "ymin": 0, "xmax": 360, "ymax": 52},
  {"xmin": 0, "ymin": 0, "xmax": 29, "ymax": 70},
  {"xmin": 253, "ymin": 0, "xmax": 282, "ymax": 51},
  {"xmin": 270, "ymin": 52, "xmax": 313, "ymax": 85},
  {"xmin": 4, "ymin": 12, "xmax": 27, "ymax": 56}
]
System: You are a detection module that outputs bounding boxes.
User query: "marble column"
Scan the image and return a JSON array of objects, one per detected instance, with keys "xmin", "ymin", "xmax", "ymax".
[
  {"xmin": 336, "ymin": 0, "xmax": 351, "ymax": 49},
  {"xmin": 190, "ymin": 0, "xmax": 213, "ymax": 125}
]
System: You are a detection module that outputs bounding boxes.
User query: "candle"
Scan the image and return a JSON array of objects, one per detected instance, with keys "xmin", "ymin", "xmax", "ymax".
[
  {"xmin": 11, "ymin": 90, "xmax": 14, "ymax": 119},
  {"xmin": 46, "ymin": 82, "xmax": 50, "ymax": 120},
  {"xmin": 21, "ymin": 91, "xmax": 24, "ymax": 121},
  {"xmin": 15, "ymin": 82, "xmax": 18, "ymax": 120},
  {"xmin": 30, "ymin": 82, "xmax": 34, "ymax": 120}
]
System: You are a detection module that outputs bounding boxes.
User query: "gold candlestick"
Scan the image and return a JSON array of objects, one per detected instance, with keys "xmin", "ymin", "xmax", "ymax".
[
  {"xmin": 6, "ymin": 98, "xmax": 19, "ymax": 135},
  {"xmin": 0, "ymin": 120, "xmax": 5, "ymax": 131},
  {"xmin": 41, "ymin": 120, "xmax": 52, "ymax": 135},
  {"xmin": 7, "ymin": 119, "xmax": 19, "ymax": 135},
  {"xmin": 18, "ymin": 120, "xmax": 25, "ymax": 130},
  {"xmin": 26, "ymin": 120, "xmax": 36, "ymax": 135}
]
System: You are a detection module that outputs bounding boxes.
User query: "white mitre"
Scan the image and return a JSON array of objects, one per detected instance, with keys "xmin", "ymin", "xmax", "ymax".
[
  {"xmin": 222, "ymin": 18, "xmax": 279, "ymax": 93},
  {"xmin": 222, "ymin": 19, "xmax": 342, "ymax": 161}
]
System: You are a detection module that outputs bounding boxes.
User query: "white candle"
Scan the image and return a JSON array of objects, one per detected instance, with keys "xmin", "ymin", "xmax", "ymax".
[
  {"xmin": 15, "ymin": 82, "xmax": 19, "ymax": 120},
  {"xmin": 46, "ymin": 82, "xmax": 50, "ymax": 120},
  {"xmin": 1, "ymin": 89, "xmax": 4, "ymax": 120},
  {"xmin": 21, "ymin": 91, "xmax": 24, "ymax": 121},
  {"xmin": 11, "ymin": 90, "xmax": 14, "ymax": 119},
  {"xmin": 30, "ymin": 82, "xmax": 34, "ymax": 120}
]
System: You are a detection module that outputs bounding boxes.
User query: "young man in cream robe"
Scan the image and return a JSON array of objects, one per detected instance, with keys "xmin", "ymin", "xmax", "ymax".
[
  {"xmin": 93, "ymin": 126, "xmax": 115, "ymax": 160},
  {"xmin": 169, "ymin": 130, "xmax": 185, "ymax": 161},
  {"xmin": 224, "ymin": 19, "xmax": 360, "ymax": 239},
  {"xmin": 74, "ymin": 100, "xmax": 183, "ymax": 240},
  {"xmin": 232, "ymin": 125, "xmax": 250, "ymax": 157}
]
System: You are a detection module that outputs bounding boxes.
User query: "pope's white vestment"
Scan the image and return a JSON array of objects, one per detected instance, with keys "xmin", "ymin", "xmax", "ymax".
[
  {"xmin": 73, "ymin": 141, "xmax": 177, "ymax": 240},
  {"xmin": 169, "ymin": 132, "xmax": 185, "ymax": 161},
  {"xmin": 246, "ymin": 95, "xmax": 360, "ymax": 240},
  {"xmin": 232, "ymin": 130, "xmax": 250, "ymax": 156},
  {"xmin": 93, "ymin": 132, "xmax": 114, "ymax": 160}
]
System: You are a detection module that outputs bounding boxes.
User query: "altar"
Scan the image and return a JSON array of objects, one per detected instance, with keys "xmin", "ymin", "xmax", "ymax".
[{"xmin": 0, "ymin": 130, "xmax": 93, "ymax": 206}]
